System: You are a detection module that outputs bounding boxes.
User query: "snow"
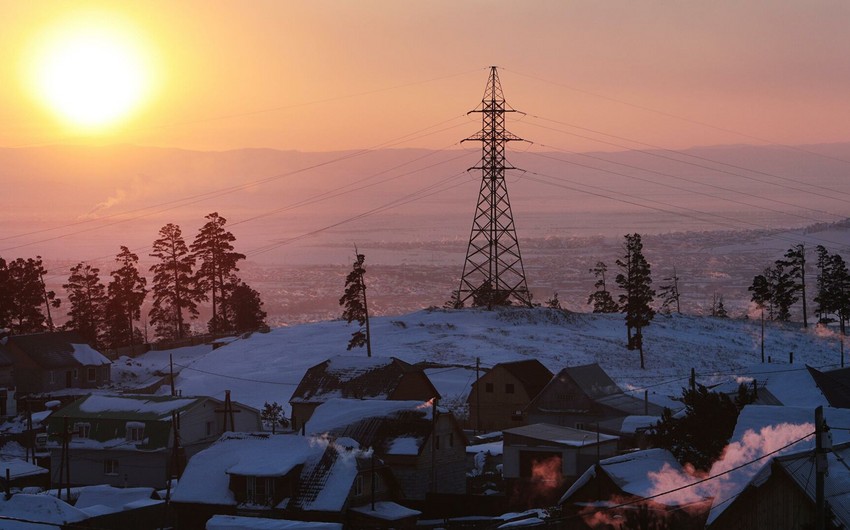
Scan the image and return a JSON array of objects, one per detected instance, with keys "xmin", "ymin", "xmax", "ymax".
[
  {"xmin": 325, "ymin": 355, "xmax": 392, "ymax": 376},
  {"xmin": 70, "ymin": 343, "xmax": 110, "ymax": 366},
  {"xmin": 122, "ymin": 308, "xmax": 847, "ymax": 417},
  {"xmin": 618, "ymin": 415, "xmax": 662, "ymax": 434},
  {"xmin": 74, "ymin": 485, "xmax": 158, "ymax": 516},
  {"xmin": 0, "ymin": 494, "xmax": 87, "ymax": 526},
  {"xmin": 349, "ymin": 501, "xmax": 421, "ymax": 521},
  {"xmin": 172, "ymin": 433, "xmax": 324, "ymax": 505},
  {"xmin": 306, "ymin": 398, "xmax": 432, "ymax": 435},
  {"xmin": 0, "ymin": 457, "xmax": 48, "ymax": 479},
  {"xmin": 301, "ymin": 444, "xmax": 361, "ymax": 512},
  {"xmin": 206, "ymin": 515, "xmax": 342, "ymax": 529},
  {"xmin": 78, "ymin": 395, "xmax": 196, "ymax": 417},
  {"xmin": 386, "ymin": 436, "xmax": 421, "ymax": 455},
  {"xmin": 425, "ymin": 366, "xmax": 476, "ymax": 401},
  {"xmin": 466, "ymin": 441, "xmax": 503, "ymax": 456}
]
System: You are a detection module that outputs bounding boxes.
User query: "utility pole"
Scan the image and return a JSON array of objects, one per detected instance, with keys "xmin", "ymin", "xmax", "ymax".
[
  {"xmin": 475, "ymin": 357, "xmax": 481, "ymax": 435},
  {"xmin": 170, "ymin": 354, "xmax": 176, "ymax": 397},
  {"xmin": 760, "ymin": 306, "xmax": 765, "ymax": 363},
  {"xmin": 456, "ymin": 66, "xmax": 531, "ymax": 308},
  {"xmin": 815, "ymin": 406, "xmax": 827, "ymax": 530}
]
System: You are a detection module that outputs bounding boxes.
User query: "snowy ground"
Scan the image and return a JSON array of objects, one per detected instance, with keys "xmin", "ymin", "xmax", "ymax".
[{"xmin": 110, "ymin": 307, "xmax": 847, "ymax": 417}]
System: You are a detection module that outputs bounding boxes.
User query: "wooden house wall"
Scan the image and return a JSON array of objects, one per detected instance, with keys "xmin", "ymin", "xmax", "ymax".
[
  {"xmin": 389, "ymin": 372, "xmax": 439, "ymax": 402},
  {"xmin": 469, "ymin": 366, "xmax": 539, "ymax": 433},
  {"xmin": 708, "ymin": 463, "xmax": 816, "ymax": 530},
  {"xmin": 50, "ymin": 447, "xmax": 169, "ymax": 489},
  {"xmin": 389, "ymin": 414, "xmax": 467, "ymax": 501}
]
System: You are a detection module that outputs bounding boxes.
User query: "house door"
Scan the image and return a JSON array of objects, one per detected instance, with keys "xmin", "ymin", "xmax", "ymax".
[{"xmin": 66, "ymin": 371, "xmax": 72, "ymax": 388}]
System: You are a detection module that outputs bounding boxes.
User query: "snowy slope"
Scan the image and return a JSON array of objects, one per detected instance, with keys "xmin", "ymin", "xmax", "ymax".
[{"xmin": 132, "ymin": 307, "xmax": 847, "ymax": 415}]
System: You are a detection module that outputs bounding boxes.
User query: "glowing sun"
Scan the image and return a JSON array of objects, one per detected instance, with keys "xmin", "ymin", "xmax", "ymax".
[{"xmin": 28, "ymin": 15, "xmax": 156, "ymax": 131}]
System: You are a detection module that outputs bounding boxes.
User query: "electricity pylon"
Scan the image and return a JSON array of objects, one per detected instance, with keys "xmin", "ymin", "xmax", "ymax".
[{"xmin": 456, "ymin": 66, "xmax": 532, "ymax": 309}]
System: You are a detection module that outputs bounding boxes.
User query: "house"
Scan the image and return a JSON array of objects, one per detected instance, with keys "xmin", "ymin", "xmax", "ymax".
[
  {"xmin": 0, "ymin": 331, "xmax": 111, "ymax": 395},
  {"xmin": 559, "ymin": 448, "xmax": 712, "ymax": 530},
  {"xmin": 172, "ymin": 432, "xmax": 397, "ymax": 530},
  {"xmin": 501, "ymin": 423, "xmax": 619, "ymax": 509},
  {"xmin": 466, "ymin": 359, "xmax": 553, "ymax": 432},
  {"xmin": 708, "ymin": 442, "xmax": 850, "ymax": 530},
  {"xmin": 525, "ymin": 363, "xmax": 664, "ymax": 429},
  {"xmin": 289, "ymin": 356, "xmax": 440, "ymax": 431},
  {"xmin": 307, "ymin": 397, "xmax": 468, "ymax": 503},
  {"xmin": 45, "ymin": 393, "xmax": 262, "ymax": 489},
  {"xmin": 702, "ymin": 405, "xmax": 850, "ymax": 527}
]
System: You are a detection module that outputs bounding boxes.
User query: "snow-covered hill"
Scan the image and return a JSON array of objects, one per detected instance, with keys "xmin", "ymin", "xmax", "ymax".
[{"xmin": 114, "ymin": 307, "xmax": 847, "ymax": 416}]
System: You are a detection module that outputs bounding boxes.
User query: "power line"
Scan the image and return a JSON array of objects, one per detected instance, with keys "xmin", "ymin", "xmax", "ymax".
[
  {"xmin": 521, "ymin": 117, "xmax": 850, "ymax": 211},
  {"xmin": 502, "ymin": 66, "xmax": 850, "ymax": 166},
  {"xmin": 524, "ymin": 113, "xmax": 850, "ymax": 201}
]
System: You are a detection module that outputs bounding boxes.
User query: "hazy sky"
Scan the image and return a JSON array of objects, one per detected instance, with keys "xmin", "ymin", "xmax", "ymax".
[{"xmin": 3, "ymin": 0, "xmax": 850, "ymax": 152}]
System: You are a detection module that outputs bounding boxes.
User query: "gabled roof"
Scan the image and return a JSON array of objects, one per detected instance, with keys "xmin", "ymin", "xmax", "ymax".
[
  {"xmin": 596, "ymin": 393, "xmax": 665, "ymax": 417},
  {"xmin": 47, "ymin": 394, "xmax": 208, "ymax": 451},
  {"xmin": 774, "ymin": 441, "xmax": 850, "ymax": 528},
  {"xmin": 174, "ymin": 432, "xmax": 367, "ymax": 514},
  {"xmin": 808, "ymin": 365, "xmax": 850, "ymax": 408},
  {"xmin": 490, "ymin": 359, "xmax": 553, "ymax": 398},
  {"xmin": 2, "ymin": 331, "xmax": 110, "ymax": 368},
  {"xmin": 504, "ymin": 423, "xmax": 618, "ymax": 447},
  {"xmin": 560, "ymin": 448, "xmax": 686, "ymax": 505},
  {"xmin": 290, "ymin": 356, "xmax": 438, "ymax": 404},
  {"xmin": 559, "ymin": 363, "xmax": 622, "ymax": 399},
  {"xmin": 307, "ymin": 398, "xmax": 438, "ymax": 456},
  {"xmin": 50, "ymin": 394, "xmax": 202, "ymax": 422}
]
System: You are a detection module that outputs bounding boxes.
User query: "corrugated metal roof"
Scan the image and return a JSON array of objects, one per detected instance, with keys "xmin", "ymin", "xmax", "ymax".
[
  {"xmin": 504, "ymin": 423, "xmax": 618, "ymax": 446},
  {"xmin": 776, "ymin": 442, "xmax": 850, "ymax": 528}
]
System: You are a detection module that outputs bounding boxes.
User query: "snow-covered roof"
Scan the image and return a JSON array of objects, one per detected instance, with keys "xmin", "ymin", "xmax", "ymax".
[
  {"xmin": 174, "ymin": 432, "xmax": 367, "ymax": 513},
  {"xmin": 504, "ymin": 423, "xmax": 618, "ymax": 447},
  {"xmin": 206, "ymin": 515, "xmax": 342, "ymax": 529},
  {"xmin": 74, "ymin": 485, "xmax": 159, "ymax": 517},
  {"xmin": 307, "ymin": 398, "xmax": 433, "ymax": 435},
  {"xmin": 290, "ymin": 356, "xmax": 438, "ymax": 405},
  {"xmin": 75, "ymin": 395, "xmax": 199, "ymax": 419},
  {"xmin": 70, "ymin": 343, "xmax": 111, "ymax": 366},
  {"xmin": 0, "ymin": 494, "xmax": 87, "ymax": 526},
  {"xmin": 0, "ymin": 457, "xmax": 49, "ymax": 479},
  {"xmin": 350, "ymin": 501, "xmax": 421, "ymax": 521},
  {"xmin": 774, "ymin": 442, "xmax": 850, "ymax": 528}
]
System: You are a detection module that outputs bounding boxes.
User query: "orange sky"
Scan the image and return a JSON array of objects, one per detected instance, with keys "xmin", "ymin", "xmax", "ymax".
[{"xmin": 3, "ymin": 0, "xmax": 850, "ymax": 153}]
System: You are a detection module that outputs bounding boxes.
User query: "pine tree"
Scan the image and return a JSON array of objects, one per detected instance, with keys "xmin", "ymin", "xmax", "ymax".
[
  {"xmin": 587, "ymin": 261, "xmax": 618, "ymax": 313},
  {"xmin": 191, "ymin": 213, "xmax": 245, "ymax": 334},
  {"xmin": 545, "ymin": 292, "xmax": 562, "ymax": 309},
  {"xmin": 104, "ymin": 247, "xmax": 147, "ymax": 349},
  {"xmin": 779, "ymin": 244, "xmax": 807, "ymax": 327},
  {"xmin": 658, "ymin": 267, "xmax": 681, "ymax": 315},
  {"xmin": 64, "ymin": 263, "xmax": 107, "ymax": 347},
  {"xmin": 261, "ymin": 401, "xmax": 286, "ymax": 433},
  {"xmin": 2, "ymin": 257, "xmax": 58, "ymax": 334},
  {"xmin": 150, "ymin": 223, "xmax": 201, "ymax": 341},
  {"xmin": 339, "ymin": 250, "xmax": 371, "ymax": 356},
  {"xmin": 713, "ymin": 293, "xmax": 728, "ymax": 318},
  {"xmin": 815, "ymin": 245, "xmax": 833, "ymax": 324},
  {"xmin": 749, "ymin": 271, "xmax": 773, "ymax": 320},
  {"xmin": 228, "ymin": 280, "xmax": 267, "ymax": 333},
  {"xmin": 767, "ymin": 261, "xmax": 798, "ymax": 322},
  {"xmin": 615, "ymin": 234, "xmax": 655, "ymax": 368}
]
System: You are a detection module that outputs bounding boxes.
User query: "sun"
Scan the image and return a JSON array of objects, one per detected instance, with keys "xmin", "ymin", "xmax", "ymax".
[{"xmin": 27, "ymin": 14, "xmax": 156, "ymax": 132}]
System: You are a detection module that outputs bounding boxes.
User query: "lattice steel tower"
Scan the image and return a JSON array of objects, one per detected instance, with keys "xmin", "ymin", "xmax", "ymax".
[{"xmin": 456, "ymin": 66, "xmax": 532, "ymax": 308}]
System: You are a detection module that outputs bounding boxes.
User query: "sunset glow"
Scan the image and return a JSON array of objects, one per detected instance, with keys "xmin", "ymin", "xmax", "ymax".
[{"xmin": 26, "ymin": 13, "xmax": 156, "ymax": 132}]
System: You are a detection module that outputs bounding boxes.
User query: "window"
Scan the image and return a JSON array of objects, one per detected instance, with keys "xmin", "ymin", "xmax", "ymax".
[
  {"xmin": 72, "ymin": 369, "xmax": 78, "ymax": 380},
  {"xmin": 435, "ymin": 434, "xmax": 441, "ymax": 450},
  {"xmin": 206, "ymin": 421, "xmax": 214, "ymax": 437},
  {"xmin": 104, "ymin": 459, "xmax": 119, "ymax": 475},
  {"xmin": 485, "ymin": 382, "xmax": 494, "ymax": 393},
  {"xmin": 75, "ymin": 422, "xmax": 91, "ymax": 438},
  {"xmin": 505, "ymin": 383, "xmax": 515, "ymax": 394},
  {"xmin": 246, "ymin": 476, "xmax": 275, "ymax": 506},
  {"xmin": 87, "ymin": 368, "xmax": 96, "ymax": 382},
  {"xmin": 449, "ymin": 433, "xmax": 454, "ymax": 448},
  {"xmin": 353, "ymin": 475, "xmax": 363, "ymax": 496},
  {"xmin": 125, "ymin": 422, "xmax": 145, "ymax": 442},
  {"xmin": 48, "ymin": 371, "xmax": 55, "ymax": 384}
]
